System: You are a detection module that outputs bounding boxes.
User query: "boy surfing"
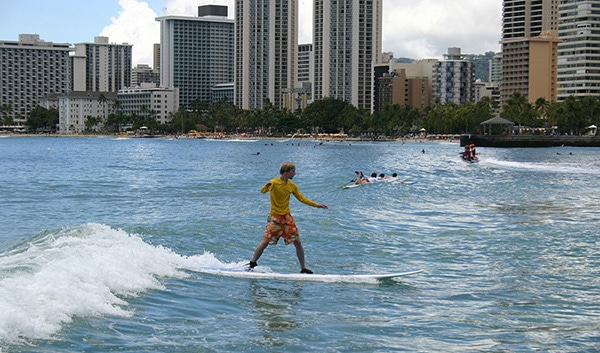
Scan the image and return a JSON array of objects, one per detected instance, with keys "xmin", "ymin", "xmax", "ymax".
[{"xmin": 249, "ymin": 162, "xmax": 328, "ymax": 273}]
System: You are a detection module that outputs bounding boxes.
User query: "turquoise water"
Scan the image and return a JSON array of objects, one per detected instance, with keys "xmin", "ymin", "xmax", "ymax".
[{"xmin": 0, "ymin": 136, "xmax": 598, "ymax": 352}]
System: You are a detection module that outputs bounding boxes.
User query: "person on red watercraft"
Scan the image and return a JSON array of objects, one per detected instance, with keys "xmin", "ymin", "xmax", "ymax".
[
  {"xmin": 470, "ymin": 143, "xmax": 477, "ymax": 161},
  {"xmin": 463, "ymin": 144, "xmax": 472, "ymax": 161}
]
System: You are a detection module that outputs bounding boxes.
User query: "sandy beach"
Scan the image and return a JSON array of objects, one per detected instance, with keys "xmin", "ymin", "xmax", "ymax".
[{"xmin": 1, "ymin": 132, "xmax": 460, "ymax": 143}]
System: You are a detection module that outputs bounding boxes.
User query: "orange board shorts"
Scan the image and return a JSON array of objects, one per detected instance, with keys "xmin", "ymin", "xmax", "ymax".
[{"xmin": 263, "ymin": 213, "xmax": 299, "ymax": 245}]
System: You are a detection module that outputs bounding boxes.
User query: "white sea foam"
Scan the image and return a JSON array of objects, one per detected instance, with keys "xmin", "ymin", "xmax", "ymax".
[
  {"xmin": 205, "ymin": 138, "xmax": 258, "ymax": 143},
  {"xmin": 0, "ymin": 220, "xmax": 390, "ymax": 345},
  {"xmin": 481, "ymin": 157, "xmax": 600, "ymax": 175},
  {"xmin": 0, "ymin": 223, "xmax": 223, "ymax": 344}
]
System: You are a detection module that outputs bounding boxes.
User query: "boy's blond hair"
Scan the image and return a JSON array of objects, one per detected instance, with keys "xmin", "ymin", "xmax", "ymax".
[{"xmin": 279, "ymin": 162, "xmax": 296, "ymax": 174}]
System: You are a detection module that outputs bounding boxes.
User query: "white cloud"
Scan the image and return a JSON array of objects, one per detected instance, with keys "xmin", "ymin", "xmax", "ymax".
[
  {"xmin": 99, "ymin": 0, "xmax": 501, "ymax": 66},
  {"xmin": 163, "ymin": 0, "xmax": 224, "ymax": 16},
  {"xmin": 298, "ymin": 0, "xmax": 313, "ymax": 44},
  {"xmin": 100, "ymin": 0, "xmax": 160, "ymax": 66},
  {"xmin": 100, "ymin": 0, "xmax": 239, "ymax": 66},
  {"xmin": 383, "ymin": 0, "xmax": 502, "ymax": 59}
]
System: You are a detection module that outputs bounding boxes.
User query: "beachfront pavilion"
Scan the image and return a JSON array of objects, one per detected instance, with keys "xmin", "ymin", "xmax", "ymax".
[{"xmin": 480, "ymin": 116, "xmax": 514, "ymax": 135}]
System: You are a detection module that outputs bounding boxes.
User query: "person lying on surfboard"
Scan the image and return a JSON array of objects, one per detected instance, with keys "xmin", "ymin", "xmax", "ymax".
[
  {"xmin": 353, "ymin": 170, "xmax": 372, "ymax": 185},
  {"xmin": 248, "ymin": 162, "xmax": 328, "ymax": 274},
  {"xmin": 353, "ymin": 171, "xmax": 384, "ymax": 185}
]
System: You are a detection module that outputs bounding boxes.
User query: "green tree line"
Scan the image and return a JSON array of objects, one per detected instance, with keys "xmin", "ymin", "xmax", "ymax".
[{"xmin": 15, "ymin": 93, "xmax": 600, "ymax": 136}]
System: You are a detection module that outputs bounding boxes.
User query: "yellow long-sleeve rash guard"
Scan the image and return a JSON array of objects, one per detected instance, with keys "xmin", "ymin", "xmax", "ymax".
[{"xmin": 261, "ymin": 177, "xmax": 319, "ymax": 215}]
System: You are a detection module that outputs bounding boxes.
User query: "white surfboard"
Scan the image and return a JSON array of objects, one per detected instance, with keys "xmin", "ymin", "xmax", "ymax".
[
  {"xmin": 344, "ymin": 177, "xmax": 412, "ymax": 188},
  {"xmin": 196, "ymin": 268, "xmax": 423, "ymax": 283}
]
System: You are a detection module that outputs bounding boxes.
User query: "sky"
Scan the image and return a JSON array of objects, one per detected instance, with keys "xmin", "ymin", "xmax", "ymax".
[{"xmin": 0, "ymin": 0, "xmax": 502, "ymax": 66}]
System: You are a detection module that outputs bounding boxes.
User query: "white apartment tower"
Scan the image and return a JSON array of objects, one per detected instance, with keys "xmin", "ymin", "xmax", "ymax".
[
  {"xmin": 235, "ymin": 0, "xmax": 298, "ymax": 110},
  {"xmin": 313, "ymin": 0, "xmax": 383, "ymax": 111},
  {"xmin": 557, "ymin": 0, "xmax": 600, "ymax": 100},
  {"xmin": 298, "ymin": 43, "xmax": 313, "ymax": 99},
  {"xmin": 70, "ymin": 36, "xmax": 132, "ymax": 93},
  {"xmin": 434, "ymin": 48, "xmax": 475, "ymax": 105},
  {"xmin": 0, "ymin": 34, "xmax": 71, "ymax": 124},
  {"xmin": 157, "ymin": 5, "xmax": 234, "ymax": 109}
]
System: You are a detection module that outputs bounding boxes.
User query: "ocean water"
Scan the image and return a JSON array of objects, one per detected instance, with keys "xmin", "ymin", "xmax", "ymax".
[{"xmin": 0, "ymin": 136, "xmax": 598, "ymax": 352}]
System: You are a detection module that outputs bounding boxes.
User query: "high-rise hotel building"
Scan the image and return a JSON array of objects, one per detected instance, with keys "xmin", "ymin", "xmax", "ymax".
[
  {"xmin": 0, "ymin": 34, "xmax": 71, "ymax": 124},
  {"xmin": 500, "ymin": 0, "xmax": 560, "ymax": 103},
  {"xmin": 157, "ymin": 5, "xmax": 234, "ymax": 109},
  {"xmin": 70, "ymin": 36, "xmax": 132, "ymax": 93},
  {"xmin": 235, "ymin": 0, "xmax": 298, "ymax": 110},
  {"xmin": 313, "ymin": 0, "xmax": 383, "ymax": 111},
  {"xmin": 557, "ymin": 0, "xmax": 600, "ymax": 100}
]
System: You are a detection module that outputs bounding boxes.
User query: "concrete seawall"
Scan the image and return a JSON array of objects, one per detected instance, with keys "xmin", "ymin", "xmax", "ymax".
[{"xmin": 460, "ymin": 135, "xmax": 600, "ymax": 148}]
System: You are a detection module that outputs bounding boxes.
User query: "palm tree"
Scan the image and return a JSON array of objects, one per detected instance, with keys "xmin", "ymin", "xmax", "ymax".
[
  {"xmin": 502, "ymin": 92, "xmax": 535, "ymax": 127},
  {"xmin": 112, "ymin": 99, "xmax": 122, "ymax": 113},
  {"xmin": 578, "ymin": 96, "xmax": 600, "ymax": 129},
  {"xmin": 97, "ymin": 93, "xmax": 108, "ymax": 122},
  {"xmin": 0, "ymin": 104, "xmax": 11, "ymax": 125},
  {"xmin": 534, "ymin": 97, "xmax": 549, "ymax": 120},
  {"xmin": 112, "ymin": 99, "xmax": 124, "ymax": 132}
]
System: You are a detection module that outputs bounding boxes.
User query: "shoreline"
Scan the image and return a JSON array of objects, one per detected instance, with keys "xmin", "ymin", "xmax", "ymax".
[{"xmin": 1, "ymin": 132, "xmax": 460, "ymax": 143}]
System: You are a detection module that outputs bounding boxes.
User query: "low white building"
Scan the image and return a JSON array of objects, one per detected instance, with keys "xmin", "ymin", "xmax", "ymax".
[
  {"xmin": 117, "ymin": 84, "xmax": 179, "ymax": 125},
  {"xmin": 55, "ymin": 91, "xmax": 116, "ymax": 134}
]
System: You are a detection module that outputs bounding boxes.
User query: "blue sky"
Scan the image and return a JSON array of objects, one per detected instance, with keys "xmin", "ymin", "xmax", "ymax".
[
  {"xmin": 1, "ymin": 0, "xmax": 125, "ymax": 43},
  {"xmin": 0, "ymin": 0, "xmax": 502, "ymax": 66}
]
